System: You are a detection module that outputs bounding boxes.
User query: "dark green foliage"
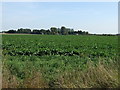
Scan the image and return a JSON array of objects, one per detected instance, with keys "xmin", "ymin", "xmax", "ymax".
[
  {"xmin": 5, "ymin": 30, "xmax": 16, "ymax": 33},
  {"xmin": 17, "ymin": 28, "xmax": 31, "ymax": 33},
  {"xmin": 50, "ymin": 27, "xmax": 58, "ymax": 35},
  {"xmin": 5, "ymin": 26, "xmax": 90, "ymax": 35}
]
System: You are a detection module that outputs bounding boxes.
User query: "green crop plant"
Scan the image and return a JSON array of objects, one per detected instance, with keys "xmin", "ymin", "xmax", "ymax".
[{"xmin": 2, "ymin": 35, "xmax": 118, "ymax": 88}]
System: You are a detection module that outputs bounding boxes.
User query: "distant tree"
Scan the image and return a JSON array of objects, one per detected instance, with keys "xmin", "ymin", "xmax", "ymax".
[
  {"xmin": 40, "ymin": 29, "xmax": 46, "ymax": 35},
  {"xmin": 4, "ymin": 27, "xmax": 90, "ymax": 35},
  {"xmin": 61, "ymin": 26, "xmax": 65, "ymax": 35},
  {"xmin": 57, "ymin": 28, "xmax": 61, "ymax": 35},
  {"xmin": 25, "ymin": 29, "xmax": 31, "ymax": 33},
  {"xmin": 6, "ymin": 30, "xmax": 16, "ymax": 33},
  {"xmin": 85, "ymin": 31, "xmax": 89, "ymax": 35},
  {"xmin": 32, "ymin": 29, "xmax": 40, "ymax": 34},
  {"xmin": 17, "ymin": 28, "xmax": 31, "ymax": 33},
  {"xmin": 17, "ymin": 28, "xmax": 25, "ymax": 33},
  {"xmin": 46, "ymin": 29, "xmax": 51, "ymax": 35},
  {"xmin": 82, "ymin": 31, "xmax": 86, "ymax": 35},
  {"xmin": 74, "ymin": 31, "xmax": 78, "ymax": 35},
  {"xmin": 78, "ymin": 30, "xmax": 83, "ymax": 34},
  {"xmin": 68, "ymin": 29, "xmax": 74, "ymax": 35},
  {"xmin": 50, "ymin": 27, "xmax": 58, "ymax": 35},
  {"xmin": 61, "ymin": 26, "xmax": 68, "ymax": 35}
]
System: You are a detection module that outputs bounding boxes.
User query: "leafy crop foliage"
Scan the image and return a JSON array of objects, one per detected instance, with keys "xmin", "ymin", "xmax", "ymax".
[{"xmin": 2, "ymin": 35, "xmax": 118, "ymax": 88}]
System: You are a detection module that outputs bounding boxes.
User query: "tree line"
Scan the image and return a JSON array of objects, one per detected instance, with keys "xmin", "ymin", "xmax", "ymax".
[{"xmin": 4, "ymin": 26, "xmax": 89, "ymax": 35}]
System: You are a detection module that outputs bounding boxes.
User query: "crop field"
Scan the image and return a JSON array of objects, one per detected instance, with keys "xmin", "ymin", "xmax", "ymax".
[{"xmin": 2, "ymin": 35, "xmax": 119, "ymax": 88}]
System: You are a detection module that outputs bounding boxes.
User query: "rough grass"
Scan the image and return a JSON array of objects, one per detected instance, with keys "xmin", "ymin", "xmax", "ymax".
[
  {"xmin": 57, "ymin": 60, "xmax": 119, "ymax": 88},
  {"xmin": 2, "ymin": 60, "xmax": 119, "ymax": 88},
  {"xmin": 2, "ymin": 69, "xmax": 48, "ymax": 88},
  {"xmin": 2, "ymin": 60, "xmax": 48, "ymax": 88}
]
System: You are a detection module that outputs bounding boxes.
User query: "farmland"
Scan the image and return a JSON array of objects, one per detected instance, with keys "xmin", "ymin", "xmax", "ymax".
[{"xmin": 2, "ymin": 35, "xmax": 119, "ymax": 88}]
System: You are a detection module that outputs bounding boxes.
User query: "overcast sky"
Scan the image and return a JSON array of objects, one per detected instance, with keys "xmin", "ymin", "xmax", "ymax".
[{"xmin": 2, "ymin": 2, "xmax": 118, "ymax": 34}]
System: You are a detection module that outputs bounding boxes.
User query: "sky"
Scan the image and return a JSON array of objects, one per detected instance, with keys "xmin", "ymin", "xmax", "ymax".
[{"xmin": 2, "ymin": 2, "xmax": 118, "ymax": 34}]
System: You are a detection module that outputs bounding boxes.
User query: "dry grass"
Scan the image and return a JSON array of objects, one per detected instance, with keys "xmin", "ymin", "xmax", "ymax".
[
  {"xmin": 57, "ymin": 61, "xmax": 119, "ymax": 88},
  {"xmin": 22, "ymin": 72, "xmax": 48, "ymax": 88},
  {"xmin": 2, "ymin": 67, "xmax": 48, "ymax": 88},
  {"xmin": 2, "ymin": 60, "xmax": 119, "ymax": 88},
  {"xmin": 2, "ymin": 66, "xmax": 20, "ymax": 88}
]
